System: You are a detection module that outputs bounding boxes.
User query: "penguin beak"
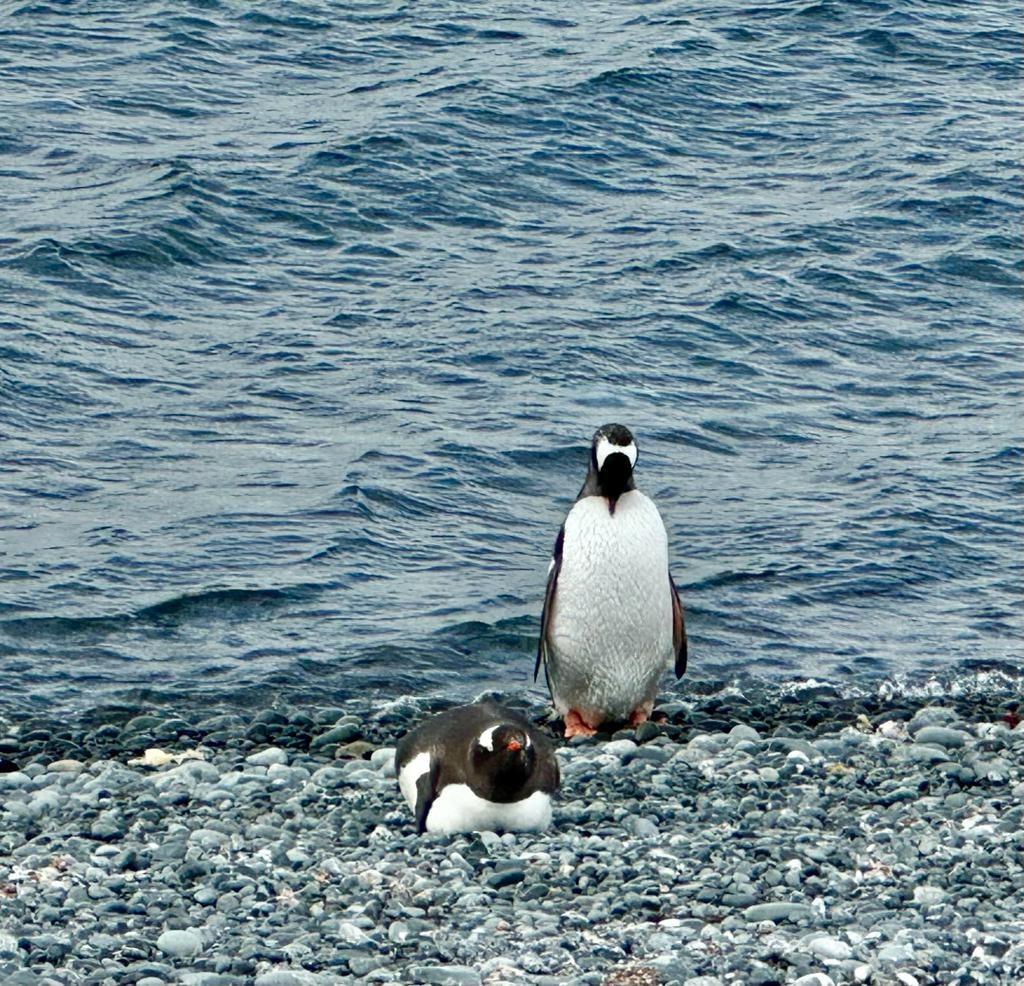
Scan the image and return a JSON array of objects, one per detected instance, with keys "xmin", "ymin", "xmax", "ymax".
[
  {"xmin": 598, "ymin": 451, "xmax": 633, "ymax": 509},
  {"xmin": 506, "ymin": 740, "xmax": 522, "ymax": 752},
  {"xmin": 600, "ymin": 451, "xmax": 633, "ymax": 479}
]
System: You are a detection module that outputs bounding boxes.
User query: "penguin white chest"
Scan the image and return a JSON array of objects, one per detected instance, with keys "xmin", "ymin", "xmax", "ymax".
[
  {"xmin": 425, "ymin": 785, "xmax": 552, "ymax": 835},
  {"xmin": 547, "ymin": 491, "xmax": 673, "ymax": 720}
]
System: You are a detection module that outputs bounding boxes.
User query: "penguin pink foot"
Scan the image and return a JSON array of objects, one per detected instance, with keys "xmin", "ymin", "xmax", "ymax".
[
  {"xmin": 564, "ymin": 709, "xmax": 597, "ymax": 739},
  {"xmin": 629, "ymin": 703, "xmax": 653, "ymax": 727}
]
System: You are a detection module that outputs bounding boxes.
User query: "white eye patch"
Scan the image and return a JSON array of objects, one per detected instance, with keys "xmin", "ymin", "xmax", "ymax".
[
  {"xmin": 477, "ymin": 725, "xmax": 530, "ymax": 751},
  {"xmin": 595, "ymin": 437, "xmax": 637, "ymax": 470}
]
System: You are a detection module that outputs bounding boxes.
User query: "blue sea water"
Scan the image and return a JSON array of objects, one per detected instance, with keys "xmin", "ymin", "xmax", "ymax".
[{"xmin": 0, "ymin": 0, "xmax": 1020, "ymax": 716}]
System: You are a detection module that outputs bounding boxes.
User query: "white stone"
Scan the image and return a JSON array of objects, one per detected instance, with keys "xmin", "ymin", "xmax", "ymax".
[
  {"xmin": 245, "ymin": 747, "xmax": 288, "ymax": 767},
  {"xmin": 337, "ymin": 921, "xmax": 370, "ymax": 945},
  {"xmin": 156, "ymin": 929, "xmax": 202, "ymax": 958},
  {"xmin": 913, "ymin": 885, "xmax": 946, "ymax": 906},
  {"xmin": 808, "ymin": 936, "xmax": 852, "ymax": 961},
  {"xmin": 877, "ymin": 720, "xmax": 908, "ymax": 740},
  {"xmin": 47, "ymin": 759, "xmax": 85, "ymax": 773},
  {"xmin": 728, "ymin": 723, "xmax": 761, "ymax": 745}
]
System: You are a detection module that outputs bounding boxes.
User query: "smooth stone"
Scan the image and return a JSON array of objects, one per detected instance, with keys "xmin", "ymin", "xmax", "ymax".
[
  {"xmin": 631, "ymin": 746, "xmax": 671, "ymax": 765},
  {"xmin": 877, "ymin": 942, "xmax": 914, "ymax": 964},
  {"xmin": 743, "ymin": 902, "xmax": 813, "ymax": 923},
  {"xmin": 486, "ymin": 869, "xmax": 525, "ymax": 889},
  {"xmin": 245, "ymin": 747, "xmax": 288, "ymax": 767},
  {"xmin": 47, "ymin": 759, "xmax": 85, "ymax": 774},
  {"xmin": 808, "ymin": 936, "xmax": 852, "ymax": 961},
  {"xmin": 156, "ymin": 929, "xmax": 202, "ymax": 958},
  {"xmin": 635, "ymin": 721, "xmax": 662, "ymax": 743},
  {"xmin": 410, "ymin": 967, "xmax": 482, "ymax": 986},
  {"xmin": 310, "ymin": 766, "xmax": 348, "ymax": 788},
  {"xmin": 721, "ymin": 892, "xmax": 758, "ymax": 908},
  {"xmin": 310, "ymin": 723, "xmax": 359, "ymax": 749},
  {"xmin": 913, "ymin": 885, "xmax": 946, "ymax": 906},
  {"xmin": 90, "ymin": 812, "xmax": 126, "ymax": 841},
  {"xmin": 348, "ymin": 956, "xmax": 385, "ymax": 976},
  {"xmin": 253, "ymin": 974, "xmax": 307, "ymax": 986},
  {"xmin": 766, "ymin": 737, "xmax": 817, "ymax": 757},
  {"xmin": 337, "ymin": 922, "xmax": 370, "ymax": 945},
  {"xmin": 602, "ymin": 740, "xmax": 638, "ymax": 759},
  {"xmin": 254, "ymin": 710, "xmax": 289, "ymax": 726},
  {"xmin": 914, "ymin": 726, "xmax": 969, "ymax": 749},
  {"xmin": 152, "ymin": 761, "xmax": 219, "ymax": 789},
  {"xmin": 792, "ymin": 976, "xmax": 836, "ymax": 986},
  {"xmin": 905, "ymin": 744, "xmax": 950, "ymax": 764},
  {"xmin": 907, "ymin": 707, "xmax": 958, "ymax": 733},
  {"xmin": 626, "ymin": 817, "xmax": 659, "ymax": 839},
  {"xmin": 0, "ymin": 771, "xmax": 30, "ymax": 789},
  {"xmin": 728, "ymin": 724, "xmax": 761, "ymax": 745},
  {"xmin": 125, "ymin": 715, "xmax": 164, "ymax": 733},
  {"xmin": 253, "ymin": 974, "xmax": 312, "ymax": 986}
]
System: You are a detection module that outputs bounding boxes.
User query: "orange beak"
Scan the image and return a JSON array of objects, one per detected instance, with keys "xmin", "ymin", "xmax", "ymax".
[{"xmin": 506, "ymin": 740, "xmax": 522, "ymax": 752}]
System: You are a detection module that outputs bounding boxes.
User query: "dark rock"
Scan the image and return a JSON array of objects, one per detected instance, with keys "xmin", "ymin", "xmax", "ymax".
[{"xmin": 486, "ymin": 869, "xmax": 525, "ymax": 889}]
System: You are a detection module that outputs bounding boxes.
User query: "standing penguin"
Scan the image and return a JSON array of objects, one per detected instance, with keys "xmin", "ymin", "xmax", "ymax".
[
  {"xmin": 395, "ymin": 701, "xmax": 560, "ymax": 835},
  {"xmin": 536, "ymin": 424, "xmax": 687, "ymax": 738}
]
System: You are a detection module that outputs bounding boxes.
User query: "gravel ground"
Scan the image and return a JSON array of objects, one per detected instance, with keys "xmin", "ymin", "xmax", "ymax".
[{"xmin": 1, "ymin": 685, "xmax": 1022, "ymax": 986}]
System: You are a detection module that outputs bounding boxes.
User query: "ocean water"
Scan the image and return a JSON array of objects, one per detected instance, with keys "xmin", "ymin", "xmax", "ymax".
[{"xmin": 0, "ymin": 0, "xmax": 1020, "ymax": 716}]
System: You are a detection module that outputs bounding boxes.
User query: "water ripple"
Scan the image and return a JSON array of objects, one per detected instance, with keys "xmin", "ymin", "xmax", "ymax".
[{"xmin": 0, "ymin": 0, "xmax": 1020, "ymax": 714}]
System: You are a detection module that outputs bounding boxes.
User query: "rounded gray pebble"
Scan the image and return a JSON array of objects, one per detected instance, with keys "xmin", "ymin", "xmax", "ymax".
[
  {"xmin": 3, "ymin": 695, "xmax": 1019, "ymax": 985},
  {"xmin": 743, "ymin": 902, "xmax": 814, "ymax": 923},
  {"xmin": 412, "ymin": 966, "xmax": 482, "ymax": 986},
  {"xmin": 156, "ymin": 929, "xmax": 202, "ymax": 958},
  {"xmin": 245, "ymin": 747, "xmax": 289, "ymax": 767},
  {"xmin": 914, "ymin": 726, "xmax": 969, "ymax": 748}
]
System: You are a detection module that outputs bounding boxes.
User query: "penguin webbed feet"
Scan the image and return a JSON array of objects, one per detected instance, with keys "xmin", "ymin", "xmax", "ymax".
[
  {"xmin": 628, "ymin": 701, "xmax": 655, "ymax": 728},
  {"xmin": 563, "ymin": 709, "xmax": 598, "ymax": 739}
]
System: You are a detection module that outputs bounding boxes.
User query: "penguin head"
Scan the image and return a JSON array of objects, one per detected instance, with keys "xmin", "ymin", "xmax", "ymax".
[
  {"xmin": 591, "ymin": 423, "xmax": 638, "ymax": 507},
  {"xmin": 470, "ymin": 723, "xmax": 535, "ymax": 786}
]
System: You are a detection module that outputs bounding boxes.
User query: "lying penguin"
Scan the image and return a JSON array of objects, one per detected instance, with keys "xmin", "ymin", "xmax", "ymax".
[
  {"xmin": 395, "ymin": 701, "xmax": 560, "ymax": 835},
  {"xmin": 536, "ymin": 423, "xmax": 687, "ymax": 738}
]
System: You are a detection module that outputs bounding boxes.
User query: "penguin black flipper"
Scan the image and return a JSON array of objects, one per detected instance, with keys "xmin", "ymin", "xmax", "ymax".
[
  {"xmin": 670, "ymin": 569, "xmax": 687, "ymax": 679},
  {"xmin": 414, "ymin": 758, "xmax": 440, "ymax": 835},
  {"xmin": 535, "ymin": 525, "xmax": 565, "ymax": 682}
]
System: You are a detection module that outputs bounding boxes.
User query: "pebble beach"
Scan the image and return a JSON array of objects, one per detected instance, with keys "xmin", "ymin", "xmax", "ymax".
[{"xmin": 2, "ymin": 684, "xmax": 1022, "ymax": 986}]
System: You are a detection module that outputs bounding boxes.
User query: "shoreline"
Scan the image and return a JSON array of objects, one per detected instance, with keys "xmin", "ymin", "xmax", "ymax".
[{"xmin": 1, "ymin": 689, "xmax": 1022, "ymax": 985}]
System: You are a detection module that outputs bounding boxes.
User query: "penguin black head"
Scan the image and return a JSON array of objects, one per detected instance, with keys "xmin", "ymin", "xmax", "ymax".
[
  {"xmin": 590, "ymin": 423, "xmax": 638, "ymax": 511},
  {"xmin": 469, "ymin": 723, "xmax": 536, "ymax": 799}
]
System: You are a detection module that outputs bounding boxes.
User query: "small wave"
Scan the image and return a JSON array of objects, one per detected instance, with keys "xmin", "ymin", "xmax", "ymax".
[
  {"xmin": 0, "ymin": 585, "xmax": 325, "ymax": 640},
  {"xmin": 2, "ymin": 0, "xmax": 1019, "ymax": 716}
]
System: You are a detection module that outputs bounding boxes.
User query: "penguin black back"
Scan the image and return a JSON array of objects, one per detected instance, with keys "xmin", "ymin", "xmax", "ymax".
[{"xmin": 395, "ymin": 700, "xmax": 560, "ymax": 834}]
